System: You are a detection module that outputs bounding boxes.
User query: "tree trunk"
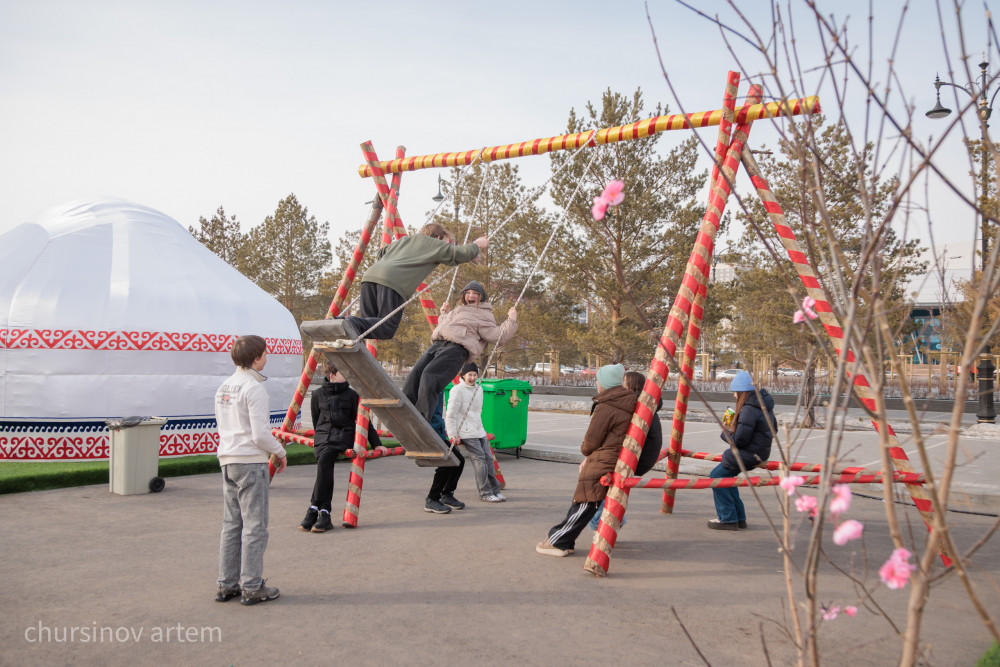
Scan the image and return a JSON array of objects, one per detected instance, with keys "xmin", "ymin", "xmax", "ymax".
[{"xmin": 804, "ymin": 361, "xmax": 816, "ymax": 428}]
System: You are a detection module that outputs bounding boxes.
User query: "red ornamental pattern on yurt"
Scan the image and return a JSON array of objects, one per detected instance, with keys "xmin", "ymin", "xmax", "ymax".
[
  {"xmin": 0, "ymin": 329, "xmax": 303, "ymax": 354},
  {"xmin": 1, "ymin": 431, "xmax": 221, "ymax": 460}
]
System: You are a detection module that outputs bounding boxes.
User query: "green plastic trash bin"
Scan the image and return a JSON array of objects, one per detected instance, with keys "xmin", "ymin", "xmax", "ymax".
[{"xmin": 444, "ymin": 379, "xmax": 532, "ymax": 451}]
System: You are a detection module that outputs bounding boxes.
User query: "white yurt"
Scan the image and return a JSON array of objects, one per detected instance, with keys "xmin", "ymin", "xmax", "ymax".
[{"xmin": 0, "ymin": 198, "xmax": 303, "ymax": 460}]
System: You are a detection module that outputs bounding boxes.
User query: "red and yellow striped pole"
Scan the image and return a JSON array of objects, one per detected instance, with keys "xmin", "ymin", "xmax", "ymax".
[
  {"xmin": 490, "ymin": 441, "xmax": 506, "ymax": 489},
  {"xmin": 357, "ymin": 98, "xmax": 820, "ymax": 178},
  {"xmin": 608, "ymin": 471, "xmax": 926, "ymax": 490},
  {"xmin": 343, "ymin": 340, "xmax": 378, "ymax": 528},
  {"xmin": 583, "ymin": 83, "xmax": 774, "ymax": 577},
  {"xmin": 277, "ymin": 196, "xmax": 383, "ymax": 437},
  {"xmin": 362, "ymin": 142, "xmax": 440, "ymax": 327},
  {"xmin": 662, "ymin": 71, "xmax": 741, "ymax": 514},
  {"xmin": 739, "ymin": 150, "xmax": 949, "ymax": 561}
]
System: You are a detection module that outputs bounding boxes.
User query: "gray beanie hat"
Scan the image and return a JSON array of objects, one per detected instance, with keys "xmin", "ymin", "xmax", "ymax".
[{"xmin": 459, "ymin": 280, "xmax": 487, "ymax": 303}]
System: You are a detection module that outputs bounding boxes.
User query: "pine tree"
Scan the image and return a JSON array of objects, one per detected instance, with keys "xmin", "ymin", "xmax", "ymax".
[
  {"xmin": 189, "ymin": 206, "xmax": 247, "ymax": 270},
  {"xmin": 547, "ymin": 88, "xmax": 708, "ymax": 366},
  {"xmin": 244, "ymin": 194, "xmax": 332, "ymax": 321},
  {"xmin": 725, "ymin": 119, "xmax": 927, "ymax": 422}
]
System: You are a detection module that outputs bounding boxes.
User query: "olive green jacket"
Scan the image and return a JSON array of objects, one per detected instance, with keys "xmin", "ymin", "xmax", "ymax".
[{"xmin": 362, "ymin": 235, "xmax": 480, "ymax": 297}]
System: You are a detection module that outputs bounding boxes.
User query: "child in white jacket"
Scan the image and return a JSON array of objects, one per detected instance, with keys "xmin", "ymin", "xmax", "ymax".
[
  {"xmin": 214, "ymin": 335, "xmax": 287, "ymax": 605},
  {"xmin": 445, "ymin": 362, "xmax": 505, "ymax": 502}
]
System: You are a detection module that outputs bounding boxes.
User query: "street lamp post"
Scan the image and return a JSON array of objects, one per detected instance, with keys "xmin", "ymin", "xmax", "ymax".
[
  {"xmin": 926, "ymin": 58, "xmax": 998, "ymax": 423},
  {"xmin": 431, "ymin": 174, "xmax": 460, "ymax": 223}
]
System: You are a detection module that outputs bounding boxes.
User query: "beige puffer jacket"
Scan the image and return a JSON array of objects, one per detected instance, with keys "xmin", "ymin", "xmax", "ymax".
[{"xmin": 430, "ymin": 301, "xmax": 517, "ymax": 359}]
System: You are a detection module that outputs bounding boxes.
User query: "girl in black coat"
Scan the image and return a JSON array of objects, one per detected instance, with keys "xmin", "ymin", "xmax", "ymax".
[{"xmin": 708, "ymin": 371, "xmax": 775, "ymax": 531}]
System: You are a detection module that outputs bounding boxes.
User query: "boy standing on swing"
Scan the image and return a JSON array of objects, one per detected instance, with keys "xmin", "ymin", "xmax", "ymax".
[{"xmin": 342, "ymin": 223, "xmax": 488, "ymax": 341}]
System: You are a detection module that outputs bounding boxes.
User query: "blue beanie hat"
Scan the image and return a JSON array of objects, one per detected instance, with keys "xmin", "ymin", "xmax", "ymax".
[
  {"xmin": 730, "ymin": 371, "xmax": 755, "ymax": 392},
  {"xmin": 596, "ymin": 363, "xmax": 625, "ymax": 389}
]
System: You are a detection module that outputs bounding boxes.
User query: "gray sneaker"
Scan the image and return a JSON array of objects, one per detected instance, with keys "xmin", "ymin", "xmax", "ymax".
[
  {"xmin": 215, "ymin": 585, "xmax": 241, "ymax": 602},
  {"xmin": 424, "ymin": 497, "xmax": 452, "ymax": 514},
  {"xmin": 241, "ymin": 581, "xmax": 280, "ymax": 606},
  {"xmin": 440, "ymin": 493, "xmax": 465, "ymax": 510}
]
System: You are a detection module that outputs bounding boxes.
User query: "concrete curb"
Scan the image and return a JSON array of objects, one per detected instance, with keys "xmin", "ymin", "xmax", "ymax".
[{"xmin": 526, "ymin": 398, "xmax": 1000, "ymax": 437}]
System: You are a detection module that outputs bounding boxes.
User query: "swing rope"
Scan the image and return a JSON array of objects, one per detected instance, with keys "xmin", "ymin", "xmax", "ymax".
[
  {"xmin": 449, "ymin": 132, "xmax": 604, "ymax": 438},
  {"xmin": 445, "ymin": 156, "xmax": 494, "ymax": 305},
  {"xmin": 349, "ymin": 130, "xmax": 600, "ymax": 360}
]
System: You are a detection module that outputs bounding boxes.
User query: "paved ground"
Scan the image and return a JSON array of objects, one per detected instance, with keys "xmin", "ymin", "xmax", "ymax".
[{"xmin": 2, "ymin": 399, "xmax": 999, "ymax": 666}]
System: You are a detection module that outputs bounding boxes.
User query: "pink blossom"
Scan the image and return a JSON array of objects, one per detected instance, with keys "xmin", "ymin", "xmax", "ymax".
[
  {"xmin": 844, "ymin": 606, "xmax": 858, "ymax": 617},
  {"xmin": 592, "ymin": 180, "xmax": 626, "ymax": 220},
  {"xmin": 833, "ymin": 519, "xmax": 864, "ymax": 545},
  {"xmin": 822, "ymin": 605, "xmax": 840, "ymax": 620},
  {"xmin": 601, "ymin": 179, "xmax": 625, "ymax": 206},
  {"xmin": 794, "ymin": 494, "xmax": 818, "ymax": 515},
  {"xmin": 794, "ymin": 296, "xmax": 819, "ymax": 323},
  {"xmin": 779, "ymin": 475, "xmax": 806, "ymax": 496},
  {"xmin": 591, "ymin": 197, "xmax": 609, "ymax": 220},
  {"xmin": 830, "ymin": 484, "xmax": 852, "ymax": 516},
  {"xmin": 879, "ymin": 548, "xmax": 916, "ymax": 590}
]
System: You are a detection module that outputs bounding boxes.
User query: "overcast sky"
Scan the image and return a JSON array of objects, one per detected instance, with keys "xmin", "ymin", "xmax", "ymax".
[{"xmin": 1, "ymin": 0, "xmax": 993, "ymax": 261}]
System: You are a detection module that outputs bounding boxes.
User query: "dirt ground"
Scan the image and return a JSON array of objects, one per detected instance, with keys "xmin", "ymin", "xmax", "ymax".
[{"xmin": 2, "ymin": 455, "xmax": 998, "ymax": 666}]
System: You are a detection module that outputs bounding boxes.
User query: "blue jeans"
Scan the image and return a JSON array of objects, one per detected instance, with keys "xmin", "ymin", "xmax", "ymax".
[
  {"xmin": 710, "ymin": 462, "xmax": 745, "ymax": 524},
  {"xmin": 462, "ymin": 437, "xmax": 501, "ymax": 498},
  {"xmin": 218, "ymin": 463, "xmax": 270, "ymax": 591},
  {"xmin": 587, "ymin": 499, "xmax": 626, "ymax": 530}
]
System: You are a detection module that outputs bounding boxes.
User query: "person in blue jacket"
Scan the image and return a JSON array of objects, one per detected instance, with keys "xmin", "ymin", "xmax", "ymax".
[{"xmin": 708, "ymin": 371, "xmax": 775, "ymax": 531}]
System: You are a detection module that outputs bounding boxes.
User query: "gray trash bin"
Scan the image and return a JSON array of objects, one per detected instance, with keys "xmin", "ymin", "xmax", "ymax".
[{"xmin": 106, "ymin": 416, "xmax": 168, "ymax": 495}]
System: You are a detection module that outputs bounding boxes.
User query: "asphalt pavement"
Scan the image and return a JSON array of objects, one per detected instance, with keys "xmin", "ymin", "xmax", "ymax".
[{"xmin": 2, "ymin": 390, "xmax": 998, "ymax": 665}]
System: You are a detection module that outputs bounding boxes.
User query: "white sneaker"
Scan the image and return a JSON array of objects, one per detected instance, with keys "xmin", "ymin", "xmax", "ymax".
[
  {"xmin": 494, "ymin": 492, "xmax": 507, "ymax": 502},
  {"xmin": 481, "ymin": 494, "xmax": 503, "ymax": 503}
]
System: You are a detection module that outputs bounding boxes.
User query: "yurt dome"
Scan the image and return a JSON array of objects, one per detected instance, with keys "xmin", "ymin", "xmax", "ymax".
[{"xmin": 0, "ymin": 198, "xmax": 303, "ymax": 460}]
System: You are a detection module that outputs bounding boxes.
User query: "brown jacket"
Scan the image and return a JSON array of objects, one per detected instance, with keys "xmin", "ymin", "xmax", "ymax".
[
  {"xmin": 573, "ymin": 385, "xmax": 637, "ymax": 503},
  {"xmin": 431, "ymin": 301, "xmax": 517, "ymax": 360}
]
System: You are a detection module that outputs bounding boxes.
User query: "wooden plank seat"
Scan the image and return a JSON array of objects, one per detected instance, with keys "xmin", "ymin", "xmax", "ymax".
[{"xmin": 300, "ymin": 319, "xmax": 458, "ymax": 467}]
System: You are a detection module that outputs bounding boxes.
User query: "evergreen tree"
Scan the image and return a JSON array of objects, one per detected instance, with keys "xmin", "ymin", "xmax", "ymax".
[
  {"xmin": 244, "ymin": 194, "xmax": 332, "ymax": 322},
  {"xmin": 724, "ymin": 119, "xmax": 926, "ymax": 421},
  {"xmin": 189, "ymin": 206, "xmax": 247, "ymax": 270},
  {"xmin": 548, "ymin": 88, "xmax": 708, "ymax": 366}
]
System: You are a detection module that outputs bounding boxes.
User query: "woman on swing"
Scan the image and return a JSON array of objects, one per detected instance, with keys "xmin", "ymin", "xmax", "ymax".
[{"xmin": 708, "ymin": 370, "xmax": 775, "ymax": 531}]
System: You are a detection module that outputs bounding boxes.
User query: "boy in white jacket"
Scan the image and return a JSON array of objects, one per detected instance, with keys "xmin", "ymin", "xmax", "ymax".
[
  {"xmin": 446, "ymin": 362, "xmax": 505, "ymax": 503},
  {"xmin": 214, "ymin": 335, "xmax": 287, "ymax": 605}
]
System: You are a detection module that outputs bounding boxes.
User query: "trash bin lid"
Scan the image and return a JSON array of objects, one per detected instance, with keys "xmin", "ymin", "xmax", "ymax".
[
  {"xmin": 478, "ymin": 379, "xmax": 532, "ymax": 393},
  {"xmin": 105, "ymin": 416, "xmax": 169, "ymax": 429}
]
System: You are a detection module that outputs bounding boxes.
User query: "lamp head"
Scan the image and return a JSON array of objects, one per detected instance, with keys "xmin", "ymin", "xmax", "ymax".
[
  {"xmin": 926, "ymin": 74, "xmax": 952, "ymax": 119},
  {"xmin": 431, "ymin": 174, "xmax": 445, "ymax": 202}
]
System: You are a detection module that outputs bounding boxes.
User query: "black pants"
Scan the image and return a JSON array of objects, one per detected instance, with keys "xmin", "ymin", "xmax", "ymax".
[
  {"xmin": 402, "ymin": 340, "xmax": 469, "ymax": 422},
  {"xmin": 428, "ymin": 447, "xmax": 465, "ymax": 501},
  {"xmin": 344, "ymin": 282, "xmax": 405, "ymax": 340},
  {"xmin": 309, "ymin": 444, "xmax": 345, "ymax": 512},
  {"xmin": 547, "ymin": 501, "xmax": 601, "ymax": 550}
]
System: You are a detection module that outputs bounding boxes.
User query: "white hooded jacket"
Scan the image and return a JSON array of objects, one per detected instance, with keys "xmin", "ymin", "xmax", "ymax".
[
  {"xmin": 445, "ymin": 381, "xmax": 487, "ymax": 439},
  {"xmin": 214, "ymin": 368, "xmax": 287, "ymax": 466}
]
